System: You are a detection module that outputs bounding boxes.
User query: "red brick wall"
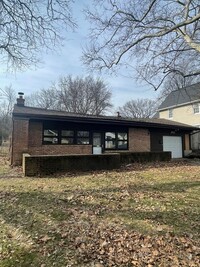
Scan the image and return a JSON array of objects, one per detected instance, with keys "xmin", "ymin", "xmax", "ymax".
[
  {"xmin": 29, "ymin": 121, "xmax": 42, "ymax": 147},
  {"xmin": 11, "ymin": 119, "xmax": 29, "ymax": 165},
  {"xmin": 27, "ymin": 121, "xmax": 92, "ymax": 156},
  {"xmin": 28, "ymin": 144, "xmax": 92, "ymax": 156},
  {"xmin": 12, "ymin": 120, "xmax": 92, "ymax": 165},
  {"xmin": 129, "ymin": 128, "xmax": 150, "ymax": 152},
  {"xmin": 12, "ymin": 119, "xmax": 151, "ymax": 165}
]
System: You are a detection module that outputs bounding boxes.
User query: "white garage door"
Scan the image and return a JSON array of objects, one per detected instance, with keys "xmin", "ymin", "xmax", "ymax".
[{"xmin": 163, "ymin": 136, "xmax": 182, "ymax": 158}]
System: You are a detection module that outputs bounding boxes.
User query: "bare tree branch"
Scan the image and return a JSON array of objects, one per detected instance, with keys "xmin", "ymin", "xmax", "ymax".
[
  {"xmin": 0, "ymin": 0, "xmax": 76, "ymax": 70},
  {"xmin": 27, "ymin": 75, "xmax": 113, "ymax": 115},
  {"xmin": 83, "ymin": 0, "xmax": 200, "ymax": 89},
  {"xmin": 118, "ymin": 98, "xmax": 158, "ymax": 118},
  {"xmin": 0, "ymin": 85, "xmax": 15, "ymax": 143}
]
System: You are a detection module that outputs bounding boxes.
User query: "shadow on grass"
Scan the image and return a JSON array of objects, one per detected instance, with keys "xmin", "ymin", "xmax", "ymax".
[
  {"xmin": 0, "ymin": 190, "xmax": 76, "ymax": 267},
  {"xmin": 0, "ymin": 178, "xmax": 199, "ymax": 239},
  {"xmin": 1, "ymin": 187, "xmax": 199, "ymax": 267}
]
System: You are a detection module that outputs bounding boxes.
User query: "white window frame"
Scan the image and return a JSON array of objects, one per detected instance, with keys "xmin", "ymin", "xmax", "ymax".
[
  {"xmin": 168, "ymin": 108, "xmax": 173, "ymax": 118},
  {"xmin": 193, "ymin": 103, "xmax": 200, "ymax": 114}
]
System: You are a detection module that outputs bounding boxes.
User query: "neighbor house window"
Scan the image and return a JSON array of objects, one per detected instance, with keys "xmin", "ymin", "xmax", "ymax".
[
  {"xmin": 105, "ymin": 131, "xmax": 128, "ymax": 150},
  {"xmin": 193, "ymin": 103, "xmax": 200, "ymax": 114},
  {"xmin": 43, "ymin": 129, "xmax": 58, "ymax": 144},
  {"xmin": 168, "ymin": 109, "xmax": 173, "ymax": 118},
  {"xmin": 61, "ymin": 130, "xmax": 74, "ymax": 144}
]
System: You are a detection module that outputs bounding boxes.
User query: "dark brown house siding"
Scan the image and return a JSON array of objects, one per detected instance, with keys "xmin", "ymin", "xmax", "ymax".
[{"xmin": 150, "ymin": 129, "xmax": 186, "ymax": 152}]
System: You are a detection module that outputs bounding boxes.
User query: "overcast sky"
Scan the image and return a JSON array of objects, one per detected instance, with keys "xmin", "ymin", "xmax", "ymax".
[{"xmin": 0, "ymin": 1, "xmax": 159, "ymax": 113}]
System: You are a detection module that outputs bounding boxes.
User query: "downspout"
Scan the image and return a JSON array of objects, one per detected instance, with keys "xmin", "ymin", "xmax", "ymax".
[{"xmin": 10, "ymin": 116, "xmax": 14, "ymax": 166}]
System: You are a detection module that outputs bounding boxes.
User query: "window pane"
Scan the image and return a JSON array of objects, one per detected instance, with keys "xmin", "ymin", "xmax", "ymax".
[
  {"xmin": 61, "ymin": 130, "xmax": 74, "ymax": 137},
  {"xmin": 168, "ymin": 109, "xmax": 173, "ymax": 118},
  {"xmin": 105, "ymin": 132, "xmax": 115, "ymax": 140},
  {"xmin": 118, "ymin": 132, "xmax": 127, "ymax": 140},
  {"xmin": 93, "ymin": 133, "xmax": 101, "ymax": 146},
  {"xmin": 43, "ymin": 137, "xmax": 58, "ymax": 144},
  {"xmin": 118, "ymin": 141, "xmax": 128, "ymax": 149},
  {"xmin": 77, "ymin": 131, "xmax": 89, "ymax": 137},
  {"xmin": 193, "ymin": 104, "xmax": 199, "ymax": 114},
  {"xmin": 105, "ymin": 140, "xmax": 116, "ymax": 149},
  {"xmin": 61, "ymin": 138, "xmax": 74, "ymax": 144},
  {"xmin": 77, "ymin": 138, "xmax": 89, "ymax": 144},
  {"xmin": 44, "ymin": 129, "xmax": 58, "ymax": 136}
]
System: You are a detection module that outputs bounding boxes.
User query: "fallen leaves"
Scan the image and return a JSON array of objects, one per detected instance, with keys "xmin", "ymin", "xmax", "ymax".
[
  {"xmin": 0, "ymin": 158, "xmax": 200, "ymax": 266},
  {"xmin": 55, "ymin": 213, "xmax": 200, "ymax": 267}
]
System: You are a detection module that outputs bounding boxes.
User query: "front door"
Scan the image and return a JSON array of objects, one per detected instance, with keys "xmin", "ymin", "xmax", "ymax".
[{"xmin": 93, "ymin": 132, "xmax": 103, "ymax": 154}]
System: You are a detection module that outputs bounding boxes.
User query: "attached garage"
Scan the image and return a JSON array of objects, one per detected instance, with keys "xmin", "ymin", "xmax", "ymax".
[{"xmin": 163, "ymin": 136, "xmax": 182, "ymax": 158}]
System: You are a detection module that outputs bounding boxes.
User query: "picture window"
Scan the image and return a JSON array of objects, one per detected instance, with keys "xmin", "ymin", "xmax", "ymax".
[{"xmin": 105, "ymin": 131, "xmax": 128, "ymax": 150}]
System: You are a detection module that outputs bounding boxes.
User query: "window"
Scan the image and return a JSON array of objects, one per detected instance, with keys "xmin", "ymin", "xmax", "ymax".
[
  {"xmin": 43, "ymin": 129, "xmax": 58, "ymax": 144},
  {"xmin": 168, "ymin": 109, "xmax": 173, "ymax": 118},
  {"xmin": 193, "ymin": 103, "xmax": 200, "ymax": 114},
  {"xmin": 43, "ymin": 127, "xmax": 90, "ymax": 145},
  {"xmin": 105, "ymin": 131, "xmax": 128, "ymax": 150},
  {"xmin": 105, "ymin": 132, "xmax": 116, "ymax": 149},
  {"xmin": 117, "ymin": 132, "xmax": 128, "ymax": 149},
  {"xmin": 61, "ymin": 130, "xmax": 74, "ymax": 144},
  {"xmin": 77, "ymin": 131, "xmax": 90, "ymax": 144}
]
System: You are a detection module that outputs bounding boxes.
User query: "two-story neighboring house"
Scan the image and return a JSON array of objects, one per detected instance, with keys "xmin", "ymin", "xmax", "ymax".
[{"xmin": 158, "ymin": 82, "xmax": 200, "ymax": 150}]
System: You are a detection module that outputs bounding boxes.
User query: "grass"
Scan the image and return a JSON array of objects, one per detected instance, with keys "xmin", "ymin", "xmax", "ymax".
[
  {"xmin": 0, "ymin": 157, "xmax": 200, "ymax": 266},
  {"xmin": 0, "ymin": 146, "xmax": 10, "ymax": 174}
]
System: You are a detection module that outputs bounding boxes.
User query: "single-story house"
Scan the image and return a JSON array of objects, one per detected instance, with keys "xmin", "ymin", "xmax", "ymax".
[{"xmin": 11, "ymin": 93, "xmax": 198, "ymax": 166}]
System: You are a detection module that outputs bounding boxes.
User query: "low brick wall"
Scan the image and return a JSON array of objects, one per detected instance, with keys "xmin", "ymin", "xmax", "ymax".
[
  {"xmin": 120, "ymin": 151, "xmax": 171, "ymax": 164},
  {"xmin": 23, "ymin": 153, "xmax": 121, "ymax": 176},
  {"xmin": 23, "ymin": 152, "xmax": 171, "ymax": 177}
]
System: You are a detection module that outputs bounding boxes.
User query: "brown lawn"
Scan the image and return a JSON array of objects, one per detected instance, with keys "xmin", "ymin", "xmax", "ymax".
[{"xmin": 0, "ymin": 156, "xmax": 200, "ymax": 266}]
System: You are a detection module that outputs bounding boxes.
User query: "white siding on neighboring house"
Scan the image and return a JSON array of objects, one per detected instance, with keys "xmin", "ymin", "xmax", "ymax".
[{"xmin": 159, "ymin": 105, "xmax": 200, "ymax": 150}]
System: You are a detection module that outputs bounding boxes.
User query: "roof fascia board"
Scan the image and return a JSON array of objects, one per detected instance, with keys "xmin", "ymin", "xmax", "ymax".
[{"xmin": 12, "ymin": 113, "xmax": 196, "ymax": 131}]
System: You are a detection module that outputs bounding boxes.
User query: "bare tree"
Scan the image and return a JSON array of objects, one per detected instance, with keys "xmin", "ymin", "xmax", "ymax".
[
  {"xmin": 27, "ymin": 75, "xmax": 113, "ymax": 115},
  {"xmin": 26, "ymin": 88, "xmax": 59, "ymax": 110},
  {"xmin": 0, "ymin": 85, "xmax": 15, "ymax": 144},
  {"xmin": 0, "ymin": 0, "xmax": 76, "ymax": 69},
  {"xmin": 83, "ymin": 0, "xmax": 200, "ymax": 90},
  {"xmin": 118, "ymin": 98, "xmax": 157, "ymax": 118}
]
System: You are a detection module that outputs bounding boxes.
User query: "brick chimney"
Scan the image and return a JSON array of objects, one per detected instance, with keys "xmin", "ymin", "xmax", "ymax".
[
  {"xmin": 16, "ymin": 92, "xmax": 25, "ymax": 106},
  {"xmin": 117, "ymin": 111, "xmax": 121, "ymax": 118}
]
